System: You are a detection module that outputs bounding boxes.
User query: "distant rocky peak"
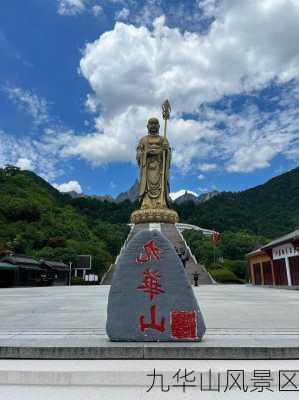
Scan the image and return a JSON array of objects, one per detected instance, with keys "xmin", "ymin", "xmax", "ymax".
[
  {"xmin": 198, "ymin": 191, "xmax": 220, "ymax": 203},
  {"xmin": 65, "ymin": 182, "xmax": 219, "ymax": 204},
  {"xmin": 173, "ymin": 191, "xmax": 199, "ymax": 204},
  {"xmin": 66, "ymin": 190, "xmax": 85, "ymax": 199},
  {"xmin": 169, "ymin": 190, "xmax": 198, "ymax": 201},
  {"xmin": 115, "ymin": 179, "xmax": 139, "ymax": 203},
  {"xmin": 174, "ymin": 190, "xmax": 220, "ymax": 204}
]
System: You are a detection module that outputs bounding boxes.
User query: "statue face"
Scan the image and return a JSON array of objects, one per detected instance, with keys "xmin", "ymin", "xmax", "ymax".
[{"xmin": 147, "ymin": 118, "xmax": 160, "ymax": 135}]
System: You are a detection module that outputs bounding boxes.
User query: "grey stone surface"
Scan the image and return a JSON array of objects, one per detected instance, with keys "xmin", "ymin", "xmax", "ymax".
[
  {"xmin": 0, "ymin": 285, "xmax": 299, "ymax": 358},
  {"xmin": 107, "ymin": 229, "xmax": 205, "ymax": 341}
]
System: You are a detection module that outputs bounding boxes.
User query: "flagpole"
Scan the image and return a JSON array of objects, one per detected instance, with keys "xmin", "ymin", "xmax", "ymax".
[
  {"xmin": 212, "ymin": 230, "xmax": 221, "ymax": 264},
  {"xmin": 212, "ymin": 230, "xmax": 216, "ymax": 265},
  {"xmin": 213, "ymin": 240, "xmax": 216, "ymax": 265}
]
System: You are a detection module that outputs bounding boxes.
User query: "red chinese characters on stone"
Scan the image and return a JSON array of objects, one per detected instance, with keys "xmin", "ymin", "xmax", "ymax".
[
  {"xmin": 137, "ymin": 269, "xmax": 165, "ymax": 300},
  {"xmin": 136, "ymin": 240, "xmax": 161, "ymax": 264},
  {"xmin": 139, "ymin": 304, "xmax": 165, "ymax": 333},
  {"xmin": 171, "ymin": 311, "xmax": 197, "ymax": 339},
  {"xmin": 136, "ymin": 240, "xmax": 165, "ymax": 334}
]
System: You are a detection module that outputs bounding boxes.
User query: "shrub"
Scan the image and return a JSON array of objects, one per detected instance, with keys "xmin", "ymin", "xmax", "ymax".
[
  {"xmin": 210, "ymin": 268, "xmax": 243, "ymax": 284},
  {"xmin": 71, "ymin": 276, "xmax": 86, "ymax": 285},
  {"xmin": 207, "ymin": 263, "xmax": 223, "ymax": 271},
  {"xmin": 223, "ymin": 259, "xmax": 248, "ymax": 279}
]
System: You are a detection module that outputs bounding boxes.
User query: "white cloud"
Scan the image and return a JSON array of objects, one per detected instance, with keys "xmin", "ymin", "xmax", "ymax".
[
  {"xmin": 57, "ymin": 0, "xmax": 104, "ymax": 17},
  {"xmin": 197, "ymin": 0, "xmax": 219, "ymax": 17},
  {"xmin": 80, "ymin": 2, "xmax": 299, "ymax": 114},
  {"xmin": 63, "ymin": 105, "xmax": 217, "ymax": 171},
  {"xmin": 115, "ymin": 7, "xmax": 130, "ymax": 21},
  {"xmin": 170, "ymin": 189, "xmax": 198, "ymax": 201},
  {"xmin": 57, "ymin": 0, "xmax": 210, "ymax": 29},
  {"xmin": 76, "ymin": 1, "xmax": 299, "ymax": 173},
  {"xmin": 198, "ymin": 174, "xmax": 205, "ymax": 180},
  {"xmin": 0, "ymin": 128, "xmax": 73, "ymax": 181},
  {"xmin": 53, "ymin": 180, "xmax": 83, "ymax": 193},
  {"xmin": 0, "ymin": 135, "xmax": 33, "ymax": 175},
  {"xmin": 15, "ymin": 158, "xmax": 34, "ymax": 171},
  {"xmin": 198, "ymin": 163, "xmax": 217, "ymax": 172},
  {"xmin": 128, "ymin": 0, "xmax": 162, "ymax": 26},
  {"xmin": 204, "ymin": 97, "xmax": 299, "ymax": 172},
  {"xmin": 5, "ymin": 86, "xmax": 49, "ymax": 126},
  {"xmin": 91, "ymin": 4, "xmax": 103, "ymax": 16},
  {"xmin": 17, "ymin": 0, "xmax": 298, "ymax": 179},
  {"xmin": 57, "ymin": 0, "xmax": 86, "ymax": 16},
  {"xmin": 117, "ymin": 0, "xmax": 207, "ymax": 31}
]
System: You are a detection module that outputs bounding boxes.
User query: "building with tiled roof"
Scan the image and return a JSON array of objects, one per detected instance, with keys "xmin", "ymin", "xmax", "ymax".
[{"xmin": 247, "ymin": 230, "xmax": 299, "ymax": 287}]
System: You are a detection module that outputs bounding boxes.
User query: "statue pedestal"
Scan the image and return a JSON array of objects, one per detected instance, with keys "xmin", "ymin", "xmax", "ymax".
[{"xmin": 130, "ymin": 208, "xmax": 179, "ymax": 224}]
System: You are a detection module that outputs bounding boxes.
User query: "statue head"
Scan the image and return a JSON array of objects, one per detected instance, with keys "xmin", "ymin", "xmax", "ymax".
[{"xmin": 147, "ymin": 117, "xmax": 160, "ymax": 136}]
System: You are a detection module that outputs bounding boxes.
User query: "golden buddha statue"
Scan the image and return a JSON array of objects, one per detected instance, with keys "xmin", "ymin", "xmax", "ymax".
[{"xmin": 130, "ymin": 101, "xmax": 179, "ymax": 224}]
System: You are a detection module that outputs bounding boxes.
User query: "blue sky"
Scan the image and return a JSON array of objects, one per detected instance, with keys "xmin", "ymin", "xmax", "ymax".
[{"xmin": 1, "ymin": 0, "xmax": 299, "ymax": 198}]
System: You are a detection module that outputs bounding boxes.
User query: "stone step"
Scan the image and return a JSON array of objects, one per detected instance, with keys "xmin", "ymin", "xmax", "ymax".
[
  {"xmin": 186, "ymin": 264, "xmax": 214, "ymax": 285},
  {"xmin": 160, "ymin": 223, "xmax": 214, "ymax": 285},
  {"xmin": 102, "ymin": 223, "xmax": 214, "ymax": 285},
  {"xmin": 0, "ymin": 359, "xmax": 297, "ymax": 400},
  {"xmin": 0, "ymin": 359, "xmax": 295, "ymax": 386}
]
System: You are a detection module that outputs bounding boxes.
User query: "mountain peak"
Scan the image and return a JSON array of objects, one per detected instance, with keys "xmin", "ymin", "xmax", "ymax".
[
  {"xmin": 115, "ymin": 179, "xmax": 139, "ymax": 203},
  {"xmin": 169, "ymin": 190, "xmax": 198, "ymax": 201}
]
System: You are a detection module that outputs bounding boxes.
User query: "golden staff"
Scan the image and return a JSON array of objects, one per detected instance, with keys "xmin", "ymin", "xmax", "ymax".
[
  {"xmin": 161, "ymin": 99, "xmax": 171, "ymax": 208},
  {"xmin": 162, "ymin": 99, "xmax": 171, "ymax": 139}
]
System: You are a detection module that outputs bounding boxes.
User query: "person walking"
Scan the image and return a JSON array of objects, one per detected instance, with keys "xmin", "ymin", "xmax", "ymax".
[{"xmin": 180, "ymin": 249, "xmax": 189, "ymax": 269}]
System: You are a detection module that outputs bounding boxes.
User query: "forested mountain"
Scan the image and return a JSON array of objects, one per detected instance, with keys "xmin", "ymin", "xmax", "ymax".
[
  {"xmin": 0, "ymin": 166, "xmax": 129, "ymax": 277},
  {"xmin": 0, "ymin": 165, "xmax": 299, "ymax": 279},
  {"xmin": 174, "ymin": 167, "xmax": 299, "ymax": 238}
]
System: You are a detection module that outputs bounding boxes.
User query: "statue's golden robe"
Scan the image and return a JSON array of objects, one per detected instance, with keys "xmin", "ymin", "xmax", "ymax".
[{"xmin": 137, "ymin": 134, "xmax": 171, "ymax": 210}]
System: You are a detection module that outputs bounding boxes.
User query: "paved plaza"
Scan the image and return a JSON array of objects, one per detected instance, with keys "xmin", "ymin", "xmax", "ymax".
[
  {"xmin": 0, "ymin": 284, "xmax": 298, "ymax": 358},
  {"xmin": 0, "ymin": 285, "xmax": 299, "ymax": 399}
]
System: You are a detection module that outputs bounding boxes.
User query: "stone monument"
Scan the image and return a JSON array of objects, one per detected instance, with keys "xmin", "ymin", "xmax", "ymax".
[
  {"xmin": 106, "ymin": 229, "xmax": 206, "ymax": 341},
  {"xmin": 130, "ymin": 100, "xmax": 179, "ymax": 224}
]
